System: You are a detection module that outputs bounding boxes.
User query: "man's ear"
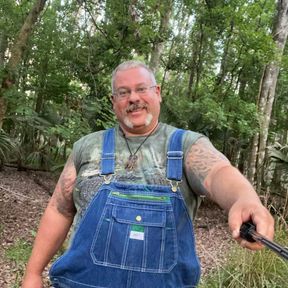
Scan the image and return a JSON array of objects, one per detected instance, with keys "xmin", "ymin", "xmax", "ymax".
[
  {"xmin": 156, "ymin": 85, "xmax": 162, "ymax": 102},
  {"xmin": 111, "ymin": 95, "xmax": 116, "ymax": 109}
]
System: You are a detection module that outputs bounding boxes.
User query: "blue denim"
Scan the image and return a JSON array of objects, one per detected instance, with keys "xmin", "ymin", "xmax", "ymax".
[{"xmin": 50, "ymin": 128, "xmax": 201, "ymax": 287}]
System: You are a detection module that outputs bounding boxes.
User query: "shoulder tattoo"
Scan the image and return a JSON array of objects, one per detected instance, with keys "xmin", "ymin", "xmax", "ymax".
[
  {"xmin": 185, "ymin": 137, "xmax": 230, "ymax": 195},
  {"xmin": 50, "ymin": 154, "xmax": 77, "ymax": 218}
]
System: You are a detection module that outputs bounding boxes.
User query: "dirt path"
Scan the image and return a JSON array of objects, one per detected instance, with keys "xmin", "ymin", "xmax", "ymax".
[{"xmin": 0, "ymin": 168, "xmax": 232, "ymax": 287}]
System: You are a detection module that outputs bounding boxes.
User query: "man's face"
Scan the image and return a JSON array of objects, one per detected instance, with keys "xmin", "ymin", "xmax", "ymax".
[{"xmin": 112, "ymin": 67, "xmax": 162, "ymax": 135}]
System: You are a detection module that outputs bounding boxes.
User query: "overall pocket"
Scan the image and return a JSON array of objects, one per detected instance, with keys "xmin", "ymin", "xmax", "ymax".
[{"xmin": 90, "ymin": 191, "xmax": 177, "ymax": 273}]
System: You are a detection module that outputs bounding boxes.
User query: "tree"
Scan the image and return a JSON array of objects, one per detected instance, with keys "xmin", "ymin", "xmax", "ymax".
[
  {"xmin": 149, "ymin": 0, "xmax": 173, "ymax": 73},
  {"xmin": 248, "ymin": 0, "xmax": 288, "ymax": 191},
  {"xmin": 0, "ymin": 0, "xmax": 47, "ymax": 128}
]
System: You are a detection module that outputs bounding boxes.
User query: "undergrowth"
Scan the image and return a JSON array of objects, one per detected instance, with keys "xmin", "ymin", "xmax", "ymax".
[
  {"xmin": 199, "ymin": 222, "xmax": 288, "ymax": 288},
  {"xmin": 5, "ymin": 239, "xmax": 32, "ymax": 264},
  {"xmin": 4, "ymin": 239, "xmax": 32, "ymax": 287}
]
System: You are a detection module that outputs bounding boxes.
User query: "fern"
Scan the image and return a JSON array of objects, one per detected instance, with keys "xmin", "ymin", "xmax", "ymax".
[{"xmin": 0, "ymin": 129, "xmax": 17, "ymax": 167}]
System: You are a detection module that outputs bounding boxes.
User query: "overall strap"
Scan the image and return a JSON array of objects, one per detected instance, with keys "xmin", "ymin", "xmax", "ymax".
[
  {"xmin": 166, "ymin": 129, "xmax": 186, "ymax": 181},
  {"xmin": 100, "ymin": 128, "xmax": 115, "ymax": 175}
]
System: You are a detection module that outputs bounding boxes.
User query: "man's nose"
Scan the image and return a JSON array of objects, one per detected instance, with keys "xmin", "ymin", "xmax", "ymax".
[{"xmin": 128, "ymin": 89, "xmax": 141, "ymax": 102}]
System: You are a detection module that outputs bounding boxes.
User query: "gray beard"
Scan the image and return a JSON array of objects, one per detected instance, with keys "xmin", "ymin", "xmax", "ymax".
[{"xmin": 123, "ymin": 113, "xmax": 153, "ymax": 128}]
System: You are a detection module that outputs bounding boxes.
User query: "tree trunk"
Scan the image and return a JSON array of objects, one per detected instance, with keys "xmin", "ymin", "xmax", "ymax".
[
  {"xmin": 186, "ymin": 48, "xmax": 197, "ymax": 100},
  {"xmin": 247, "ymin": 132, "xmax": 259, "ymax": 184},
  {"xmin": 256, "ymin": 64, "xmax": 280, "ymax": 190},
  {"xmin": 194, "ymin": 22, "xmax": 204, "ymax": 97},
  {"xmin": 0, "ymin": 31, "xmax": 8, "ymax": 129},
  {"xmin": 149, "ymin": 0, "xmax": 172, "ymax": 73},
  {"xmin": 0, "ymin": 31, "xmax": 8, "ymax": 67},
  {"xmin": 187, "ymin": 22, "xmax": 204, "ymax": 100},
  {"xmin": 161, "ymin": 38, "xmax": 175, "ymax": 91},
  {"xmin": 254, "ymin": 0, "xmax": 288, "ymax": 192},
  {"xmin": 0, "ymin": 0, "xmax": 47, "ymax": 128},
  {"xmin": 215, "ymin": 20, "xmax": 234, "ymax": 89},
  {"xmin": 35, "ymin": 57, "xmax": 49, "ymax": 114}
]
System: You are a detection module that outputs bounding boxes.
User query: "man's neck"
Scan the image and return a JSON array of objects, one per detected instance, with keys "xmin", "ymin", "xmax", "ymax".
[{"xmin": 120, "ymin": 122, "xmax": 159, "ymax": 137}]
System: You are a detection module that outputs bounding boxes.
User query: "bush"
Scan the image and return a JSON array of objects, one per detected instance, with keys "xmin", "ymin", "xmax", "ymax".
[{"xmin": 0, "ymin": 129, "xmax": 17, "ymax": 169}]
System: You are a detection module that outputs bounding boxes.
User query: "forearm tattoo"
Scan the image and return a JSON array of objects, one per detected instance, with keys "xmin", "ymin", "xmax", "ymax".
[
  {"xmin": 50, "ymin": 154, "xmax": 76, "ymax": 218},
  {"xmin": 185, "ymin": 137, "xmax": 230, "ymax": 196}
]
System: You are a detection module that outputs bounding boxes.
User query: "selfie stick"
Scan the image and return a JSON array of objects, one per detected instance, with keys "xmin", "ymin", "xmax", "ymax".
[{"xmin": 240, "ymin": 221, "xmax": 288, "ymax": 261}]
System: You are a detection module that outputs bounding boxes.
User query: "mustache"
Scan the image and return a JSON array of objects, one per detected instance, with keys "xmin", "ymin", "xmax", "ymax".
[{"xmin": 126, "ymin": 103, "xmax": 147, "ymax": 113}]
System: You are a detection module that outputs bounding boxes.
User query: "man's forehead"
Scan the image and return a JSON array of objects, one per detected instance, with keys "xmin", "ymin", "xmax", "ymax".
[{"xmin": 114, "ymin": 67, "xmax": 151, "ymax": 85}]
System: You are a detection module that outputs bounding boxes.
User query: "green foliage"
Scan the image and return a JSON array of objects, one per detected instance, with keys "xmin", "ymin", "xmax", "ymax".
[
  {"xmin": 82, "ymin": 97, "xmax": 116, "ymax": 131},
  {"xmin": 4, "ymin": 239, "xmax": 33, "ymax": 288},
  {"xmin": 0, "ymin": 0, "xmax": 33, "ymax": 38},
  {"xmin": 162, "ymin": 90, "xmax": 258, "ymax": 145},
  {"xmin": 199, "ymin": 226, "xmax": 288, "ymax": 288},
  {"xmin": 1, "ymin": 0, "xmax": 286, "ymax": 172},
  {"xmin": 265, "ymin": 142, "xmax": 288, "ymax": 204},
  {"xmin": 47, "ymin": 110, "xmax": 91, "ymax": 146},
  {"xmin": 224, "ymin": 95, "xmax": 258, "ymax": 138},
  {"xmin": 269, "ymin": 143, "xmax": 288, "ymax": 165},
  {"xmin": 5, "ymin": 239, "xmax": 32, "ymax": 264},
  {"xmin": 0, "ymin": 129, "xmax": 17, "ymax": 167},
  {"xmin": 26, "ymin": 148, "xmax": 53, "ymax": 170}
]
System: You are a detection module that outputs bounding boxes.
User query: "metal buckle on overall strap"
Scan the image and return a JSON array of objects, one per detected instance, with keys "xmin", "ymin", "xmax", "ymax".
[
  {"xmin": 101, "ymin": 174, "xmax": 114, "ymax": 184},
  {"xmin": 168, "ymin": 180, "xmax": 181, "ymax": 192}
]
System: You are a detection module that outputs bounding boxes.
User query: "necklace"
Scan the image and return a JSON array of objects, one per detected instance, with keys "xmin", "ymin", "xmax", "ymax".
[{"xmin": 122, "ymin": 124, "xmax": 158, "ymax": 171}]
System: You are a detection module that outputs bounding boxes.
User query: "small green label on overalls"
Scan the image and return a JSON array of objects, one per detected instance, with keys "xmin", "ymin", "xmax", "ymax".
[
  {"xmin": 111, "ymin": 192, "xmax": 169, "ymax": 202},
  {"xmin": 130, "ymin": 225, "xmax": 144, "ymax": 240}
]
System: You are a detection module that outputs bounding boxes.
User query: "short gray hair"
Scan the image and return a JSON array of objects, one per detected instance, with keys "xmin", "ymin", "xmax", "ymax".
[{"xmin": 111, "ymin": 60, "xmax": 156, "ymax": 93}]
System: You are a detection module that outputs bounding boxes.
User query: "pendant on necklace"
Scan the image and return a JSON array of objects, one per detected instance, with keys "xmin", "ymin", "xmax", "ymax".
[{"xmin": 125, "ymin": 155, "xmax": 138, "ymax": 170}]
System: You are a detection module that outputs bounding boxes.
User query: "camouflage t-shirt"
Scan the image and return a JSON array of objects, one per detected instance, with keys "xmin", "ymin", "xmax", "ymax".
[{"xmin": 72, "ymin": 122, "xmax": 204, "ymax": 229}]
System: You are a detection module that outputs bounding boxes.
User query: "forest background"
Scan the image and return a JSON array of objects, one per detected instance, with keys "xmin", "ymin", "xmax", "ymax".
[{"xmin": 0, "ymin": 0, "xmax": 287, "ymax": 287}]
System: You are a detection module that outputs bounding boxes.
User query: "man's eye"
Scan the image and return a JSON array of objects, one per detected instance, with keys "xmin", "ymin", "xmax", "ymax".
[
  {"xmin": 137, "ymin": 87, "xmax": 147, "ymax": 93},
  {"xmin": 118, "ymin": 90, "xmax": 128, "ymax": 96}
]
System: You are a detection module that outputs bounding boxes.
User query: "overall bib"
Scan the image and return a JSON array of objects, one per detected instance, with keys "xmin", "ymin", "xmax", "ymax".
[{"xmin": 50, "ymin": 128, "xmax": 201, "ymax": 288}]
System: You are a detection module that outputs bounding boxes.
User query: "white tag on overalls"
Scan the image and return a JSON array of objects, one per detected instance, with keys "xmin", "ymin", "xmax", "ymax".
[
  {"xmin": 81, "ymin": 169, "xmax": 100, "ymax": 177},
  {"xmin": 130, "ymin": 225, "xmax": 144, "ymax": 241}
]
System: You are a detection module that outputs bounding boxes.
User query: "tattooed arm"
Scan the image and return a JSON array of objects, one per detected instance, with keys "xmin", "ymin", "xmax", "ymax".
[
  {"xmin": 22, "ymin": 154, "xmax": 77, "ymax": 288},
  {"xmin": 185, "ymin": 137, "xmax": 274, "ymax": 250}
]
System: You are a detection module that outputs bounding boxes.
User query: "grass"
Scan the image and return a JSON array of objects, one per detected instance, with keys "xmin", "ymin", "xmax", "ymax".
[
  {"xmin": 4, "ymin": 239, "xmax": 32, "ymax": 288},
  {"xmin": 5, "ymin": 239, "xmax": 32, "ymax": 264},
  {"xmin": 198, "ymin": 224, "xmax": 288, "ymax": 288}
]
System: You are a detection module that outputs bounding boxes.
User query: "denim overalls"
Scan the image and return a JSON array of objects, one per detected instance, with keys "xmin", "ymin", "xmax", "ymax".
[{"xmin": 50, "ymin": 128, "xmax": 201, "ymax": 287}]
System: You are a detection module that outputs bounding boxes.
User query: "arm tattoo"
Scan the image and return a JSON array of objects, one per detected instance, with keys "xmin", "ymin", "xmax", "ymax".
[
  {"xmin": 185, "ymin": 137, "xmax": 230, "ymax": 196},
  {"xmin": 50, "ymin": 154, "xmax": 77, "ymax": 218}
]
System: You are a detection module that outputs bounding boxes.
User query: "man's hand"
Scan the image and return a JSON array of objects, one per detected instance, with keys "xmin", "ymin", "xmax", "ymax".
[{"xmin": 228, "ymin": 199, "xmax": 274, "ymax": 250}]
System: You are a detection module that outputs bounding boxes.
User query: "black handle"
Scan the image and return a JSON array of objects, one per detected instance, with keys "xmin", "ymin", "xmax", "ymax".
[
  {"xmin": 240, "ymin": 221, "xmax": 288, "ymax": 261},
  {"xmin": 240, "ymin": 221, "xmax": 256, "ymax": 243}
]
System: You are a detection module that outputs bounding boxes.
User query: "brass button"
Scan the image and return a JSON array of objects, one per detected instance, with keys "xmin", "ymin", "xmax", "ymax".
[{"xmin": 136, "ymin": 215, "xmax": 142, "ymax": 222}]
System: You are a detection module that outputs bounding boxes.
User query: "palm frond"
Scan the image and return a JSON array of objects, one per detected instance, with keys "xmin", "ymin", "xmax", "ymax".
[{"xmin": 0, "ymin": 129, "xmax": 18, "ymax": 165}]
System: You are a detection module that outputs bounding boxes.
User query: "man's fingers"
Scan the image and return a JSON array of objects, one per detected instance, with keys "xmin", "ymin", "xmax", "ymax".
[
  {"xmin": 232, "ymin": 229, "xmax": 240, "ymax": 239},
  {"xmin": 252, "ymin": 213, "xmax": 274, "ymax": 241},
  {"xmin": 228, "ymin": 204, "xmax": 251, "ymax": 240},
  {"xmin": 228, "ymin": 200, "xmax": 275, "ymax": 252}
]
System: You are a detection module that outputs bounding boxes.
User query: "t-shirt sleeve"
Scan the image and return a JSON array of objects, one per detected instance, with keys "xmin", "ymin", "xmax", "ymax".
[{"xmin": 72, "ymin": 138, "xmax": 84, "ymax": 174}]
